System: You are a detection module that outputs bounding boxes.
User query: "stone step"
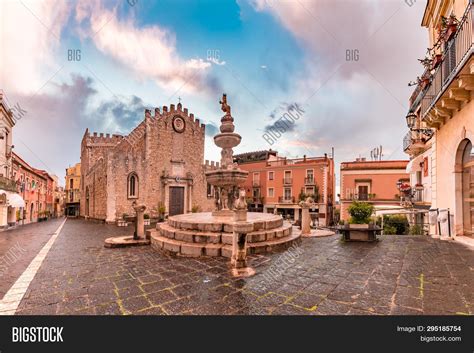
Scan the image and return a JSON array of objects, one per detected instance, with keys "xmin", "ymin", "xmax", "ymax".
[
  {"xmin": 153, "ymin": 223, "xmax": 292, "ymax": 245},
  {"xmin": 161, "ymin": 212, "xmax": 284, "ymax": 233},
  {"xmin": 149, "ymin": 230, "xmax": 301, "ymax": 258}
]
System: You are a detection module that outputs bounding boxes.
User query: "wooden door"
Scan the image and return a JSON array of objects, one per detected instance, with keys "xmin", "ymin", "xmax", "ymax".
[{"xmin": 169, "ymin": 187, "xmax": 185, "ymax": 216}]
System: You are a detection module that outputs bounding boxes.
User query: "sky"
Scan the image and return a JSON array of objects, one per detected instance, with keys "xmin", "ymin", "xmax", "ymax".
[{"xmin": 0, "ymin": 0, "xmax": 429, "ymax": 187}]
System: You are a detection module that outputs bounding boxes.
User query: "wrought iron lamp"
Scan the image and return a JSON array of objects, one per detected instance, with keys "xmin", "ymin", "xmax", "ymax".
[{"xmin": 405, "ymin": 112, "xmax": 434, "ymax": 137}]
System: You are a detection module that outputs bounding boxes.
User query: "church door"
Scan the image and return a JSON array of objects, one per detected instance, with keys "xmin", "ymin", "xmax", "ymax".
[{"xmin": 169, "ymin": 187, "xmax": 185, "ymax": 216}]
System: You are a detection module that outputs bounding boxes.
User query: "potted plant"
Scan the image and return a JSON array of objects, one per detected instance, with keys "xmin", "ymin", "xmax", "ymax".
[
  {"xmin": 338, "ymin": 201, "xmax": 380, "ymax": 242},
  {"xmin": 415, "ymin": 183, "xmax": 424, "ymax": 191},
  {"xmin": 443, "ymin": 14, "xmax": 458, "ymax": 41},
  {"xmin": 144, "ymin": 213, "xmax": 150, "ymax": 226},
  {"xmin": 191, "ymin": 205, "xmax": 201, "ymax": 213},
  {"xmin": 432, "ymin": 54, "xmax": 442, "ymax": 69},
  {"xmin": 157, "ymin": 202, "xmax": 166, "ymax": 222}
]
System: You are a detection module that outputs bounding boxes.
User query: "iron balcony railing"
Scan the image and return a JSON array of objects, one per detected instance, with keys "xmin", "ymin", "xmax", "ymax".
[
  {"xmin": 252, "ymin": 181, "xmax": 260, "ymax": 187},
  {"xmin": 419, "ymin": 2, "xmax": 473, "ymax": 119},
  {"xmin": 278, "ymin": 196, "xmax": 295, "ymax": 203},
  {"xmin": 304, "ymin": 177, "xmax": 315, "ymax": 185},
  {"xmin": 283, "ymin": 178, "xmax": 292, "ymax": 185}
]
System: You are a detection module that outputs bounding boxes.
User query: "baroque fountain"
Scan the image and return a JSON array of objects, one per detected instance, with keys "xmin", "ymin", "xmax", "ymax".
[{"xmin": 148, "ymin": 94, "xmax": 300, "ymax": 261}]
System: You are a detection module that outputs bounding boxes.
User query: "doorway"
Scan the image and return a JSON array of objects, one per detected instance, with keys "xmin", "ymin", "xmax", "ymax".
[
  {"xmin": 462, "ymin": 140, "xmax": 474, "ymax": 236},
  {"xmin": 169, "ymin": 187, "xmax": 185, "ymax": 216}
]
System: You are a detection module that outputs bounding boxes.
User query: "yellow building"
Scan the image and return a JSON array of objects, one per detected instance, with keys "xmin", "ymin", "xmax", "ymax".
[
  {"xmin": 404, "ymin": 0, "xmax": 473, "ymax": 237},
  {"xmin": 65, "ymin": 163, "xmax": 81, "ymax": 216}
]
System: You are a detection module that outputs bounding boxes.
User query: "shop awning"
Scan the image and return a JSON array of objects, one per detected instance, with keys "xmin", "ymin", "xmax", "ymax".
[
  {"xmin": 0, "ymin": 190, "xmax": 25, "ymax": 208},
  {"xmin": 406, "ymin": 154, "xmax": 424, "ymax": 173},
  {"xmin": 7, "ymin": 192, "xmax": 25, "ymax": 207}
]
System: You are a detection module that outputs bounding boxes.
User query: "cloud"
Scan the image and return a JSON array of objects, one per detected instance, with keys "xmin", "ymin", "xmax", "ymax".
[
  {"xmin": 204, "ymin": 121, "xmax": 219, "ymax": 137},
  {"xmin": 0, "ymin": 0, "xmax": 71, "ymax": 94},
  {"xmin": 10, "ymin": 74, "xmax": 152, "ymax": 181},
  {"xmin": 247, "ymin": 0, "xmax": 428, "ymax": 167},
  {"xmin": 74, "ymin": 0, "xmax": 220, "ymax": 95}
]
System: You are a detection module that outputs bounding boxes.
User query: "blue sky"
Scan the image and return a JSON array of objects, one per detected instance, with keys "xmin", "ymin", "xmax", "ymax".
[{"xmin": 1, "ymin": 0, "xmax": 429, "ymax": 186}]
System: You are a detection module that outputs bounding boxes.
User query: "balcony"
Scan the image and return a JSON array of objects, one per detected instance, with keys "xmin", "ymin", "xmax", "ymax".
[
  {"xmin": 0, "ymin": 176, "xmax": 18, "ymax": 192},
  {"xmin": 403, "ymin": 131, "xmax": 428, "ymax": 154},
  {"xmin": 304, "ymin": 177, "xmax": 315, "ymax": 185},
  {"xmin": 252, "ymin": 181, "xmax": 260, "ymax": 187},
  {"xmin": 283, "ymin": 178, "xmax": 292, "ymax": 185},
  {"xmin": 278, "ymin": 196, "xmax": 295, "ymax": 204},
  {"xmin": 415, "ymin": 2, "xmax": 474, "ymax": 125}
]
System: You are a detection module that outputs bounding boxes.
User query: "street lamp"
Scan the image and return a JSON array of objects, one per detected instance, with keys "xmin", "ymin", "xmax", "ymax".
[
  {"xmin": 405, "ymin": 112, "xmax": 416, "ymax": 130},
  {"xmin": 405, "ymin": 112, "xmax": 434, "ymax": 138}
]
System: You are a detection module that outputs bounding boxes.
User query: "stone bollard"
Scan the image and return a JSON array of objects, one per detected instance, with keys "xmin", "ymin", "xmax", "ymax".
[
  {"xmin": 133, "ymin": 204, "xmax": 147, "ymax": 240},
  {"xmin": 299, "ymin": 197, "xmax": 314, "ymax": 237}
]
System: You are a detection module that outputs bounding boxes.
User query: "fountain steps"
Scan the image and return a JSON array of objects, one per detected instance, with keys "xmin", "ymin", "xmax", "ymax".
[
  {"xmin": 148, "ymin": 229, "xmax": 301, "ymax": 258},
  {"xmin": 154, "ymin": 223, "xmax": 293, "ymax": 244}
]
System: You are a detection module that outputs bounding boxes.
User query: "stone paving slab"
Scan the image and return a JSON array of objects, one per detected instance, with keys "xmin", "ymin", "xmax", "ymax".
[{"xmin": 4, "ymin": 219, "xmax": 473, "ymax": 315}]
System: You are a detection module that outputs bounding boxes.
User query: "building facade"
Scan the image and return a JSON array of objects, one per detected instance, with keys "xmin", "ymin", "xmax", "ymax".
[
  {"xmin": 80, "ymin": 103, "xmax": 214, "ymax": 222},
  {"xmin": 0, "ymin": 91, "xmax": 24, "ymax": 228},
  {"xmin": 404, "ymin": 0, "xmax": 473, "ymax": 236},
  {"xmin": 65, "ymin": 163, "xmax": 81, "ymax": 216},
  {"xmin": 234, "ymin": 150, "xmax": 335, "ymax": 226},
  {"xmin": 12, "ymin": 153, "xmax": 49, "ymax": 224},
  {"xmin": 340, "ymin": 159, "xmax": 409, "ymax": 221}
]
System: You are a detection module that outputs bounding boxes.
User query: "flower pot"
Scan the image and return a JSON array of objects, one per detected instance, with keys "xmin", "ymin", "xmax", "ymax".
[
  {"xmin": 445, "ymin": 24, "xmax": 457, "ymax": 41},
  {"xmin": 431, "ymin": 54, "xmax": 442, "ymax": 69}
]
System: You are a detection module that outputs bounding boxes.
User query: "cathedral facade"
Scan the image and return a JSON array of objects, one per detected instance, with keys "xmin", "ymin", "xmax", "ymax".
[{"xmin": 80, "ymin": 103, "xmax": 215, "ymax": 222}]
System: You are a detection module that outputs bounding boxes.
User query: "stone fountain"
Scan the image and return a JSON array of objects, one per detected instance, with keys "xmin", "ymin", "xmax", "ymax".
[{"xmin": 148, "ymin": 94, "xmax": 301, "ymax": 258}]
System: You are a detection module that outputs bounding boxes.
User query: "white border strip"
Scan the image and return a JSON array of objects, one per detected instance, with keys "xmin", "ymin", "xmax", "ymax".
[{"xmin": 0, "ymin": 218, "xmax": 67, "ymax": 315}]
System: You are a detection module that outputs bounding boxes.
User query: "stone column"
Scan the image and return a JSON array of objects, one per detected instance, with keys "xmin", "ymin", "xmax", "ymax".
[
  {"xmin": 133, "ymin": 204, "xmax": 147, "ymax": 240},
  {"xmin": 299, "ymin": 197, "xmax": 314, "ymax": 236},
  {"xmin": 230, "ymin": 189, "xmax": 255, "ymax": 277}
]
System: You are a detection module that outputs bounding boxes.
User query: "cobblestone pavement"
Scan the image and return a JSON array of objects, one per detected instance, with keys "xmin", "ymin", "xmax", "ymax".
[
  {"xmin": 0, "ymin": 218, "xmax": 64, "ymax": 299},
  {"xmin": 8, "ymin": 219, "xmax": 474, "ymax": 315}
]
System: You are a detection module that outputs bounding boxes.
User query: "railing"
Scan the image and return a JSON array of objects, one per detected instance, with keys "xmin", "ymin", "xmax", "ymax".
[
  {"xmin": 403, "ymin": 131, "xmax": 413, "ymax": 151},
  {"xmin": 304, "ymin": 177, "xmax": 315, "ymax": 185},
  {"xmin": 278, "ymin": 196, "xmax": 295, "ymax": 203},
  {"xmin": 283, "ymin": 178, "xmax": 292, "ymax": 185},
  {"xmin": 420, "ymin": 2, "xmax": 473, "ymax": 119},
  {"xmin": 0, "ymin": 176, "xmax": 18, "ymax": 192},
  {"xmin": 252, "ymin": 181, "xmax": 260, "ymax": 187}
]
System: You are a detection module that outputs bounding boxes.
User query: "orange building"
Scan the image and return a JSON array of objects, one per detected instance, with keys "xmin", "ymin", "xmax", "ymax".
[
  {"xmin": 12, "ymin": 152, "xmax": 50, "ymax": 223},
  {"xmin": 340, "ymin": 158, "xmax": 410, "ymax": 221},
  {"xmin": 234, "ymin": 150, "xmax": 335, "ymax": 226}
]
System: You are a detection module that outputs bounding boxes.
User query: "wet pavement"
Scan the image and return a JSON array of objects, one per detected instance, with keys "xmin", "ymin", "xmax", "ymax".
[
  {"xmin": 0, "ymin": 218, "xmax": 64, "ymax": 299},
  {"xmin": 3, "ymin": 218, "xmax": 473, "ymax": 315}
]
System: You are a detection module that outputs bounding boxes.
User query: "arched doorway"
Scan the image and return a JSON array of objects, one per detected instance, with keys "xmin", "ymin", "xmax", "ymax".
[{"xmin": 461, "ymin": 140, "xmax": 474, "ymax": 236}]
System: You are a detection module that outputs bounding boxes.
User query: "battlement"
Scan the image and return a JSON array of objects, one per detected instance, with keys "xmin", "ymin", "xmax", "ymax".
[
  {"xmin": 86, "ymin": 131, "xmax": 123, "ymax": 145},
  {"xmin": 151, "ymin": 105, "xmax": 206, "ymax": 130},
  {"xmin": 203, "ymin": 160, "xmax": 220, "ymax": 170}
]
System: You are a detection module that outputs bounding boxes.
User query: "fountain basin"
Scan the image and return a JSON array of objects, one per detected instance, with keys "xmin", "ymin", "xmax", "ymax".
[
  {"xmin": 214, "ymin": 133, "xmax": 242, "ymax": 149},
  {"xmin": 205, "ymin": 169, "xmax": 248, "ymax": 187}
]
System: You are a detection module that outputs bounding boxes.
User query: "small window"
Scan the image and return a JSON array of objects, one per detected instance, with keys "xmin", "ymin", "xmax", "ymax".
[
  {"xmin": 128, "ymin": 173, "xmax": 138, "ymax": 198},
  {"xmin": 268, "ymin": 187, "xmax": 274, "ymax": 197},
  {"xmin": 268, "ymin": 171, "xmax": 274, "ymax": 181}
]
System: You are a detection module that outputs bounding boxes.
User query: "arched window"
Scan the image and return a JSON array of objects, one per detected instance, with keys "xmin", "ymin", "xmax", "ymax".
[{"xmin": 128, "ymin": 173, "xmax": 138, "ymax": 198}]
